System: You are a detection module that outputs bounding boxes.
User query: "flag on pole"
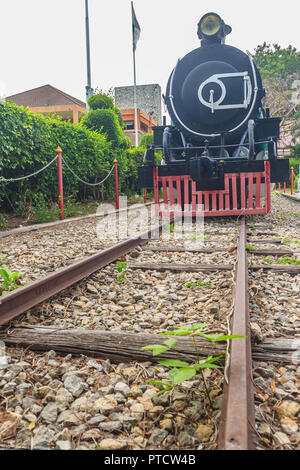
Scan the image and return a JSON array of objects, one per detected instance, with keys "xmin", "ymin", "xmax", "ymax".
[{"xmin": 131, "ymin": 2, "xmax": 141, "ymax": 52}]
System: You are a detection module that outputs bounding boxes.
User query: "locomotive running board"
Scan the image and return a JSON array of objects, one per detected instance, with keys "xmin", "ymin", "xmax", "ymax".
[{"xmin": 153, "ymin": 161, "xmax": 271, "ymax": 217}]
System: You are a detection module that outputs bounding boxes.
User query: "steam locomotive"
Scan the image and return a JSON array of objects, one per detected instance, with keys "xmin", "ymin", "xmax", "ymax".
[{"xmin": 138, "ymin": 12, "xmax": 289, "ymax": 216}]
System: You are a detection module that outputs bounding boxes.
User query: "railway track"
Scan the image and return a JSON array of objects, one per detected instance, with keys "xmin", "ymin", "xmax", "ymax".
[{"xmin": 0, "ymin": 211, "xmax": 299, "ymax": 451}]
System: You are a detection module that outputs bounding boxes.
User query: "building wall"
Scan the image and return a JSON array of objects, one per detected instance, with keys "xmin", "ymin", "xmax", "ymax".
[{"xmin": 115, "ymin": 84, "xmax": 162, "ymax": 125}]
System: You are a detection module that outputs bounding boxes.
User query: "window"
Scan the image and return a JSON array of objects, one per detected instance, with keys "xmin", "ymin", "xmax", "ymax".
[
  {"xmin": 124, "ymin": 120, "xmax": 134, "ymax": 130},
  {"xmin": 140, "ymin": 122, "xmax": 148, "ymax": 133}
]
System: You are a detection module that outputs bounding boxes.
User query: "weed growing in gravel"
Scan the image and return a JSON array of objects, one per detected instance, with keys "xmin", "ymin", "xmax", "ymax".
[
  {"xmin": 188, "ymin": 232, "xmax": 209, "ymax": 241},
  {"xmin": 115, "ymin": 261, "xmax": 127, "ymax": 283},
  {"xmin": 276, "ymin": 257, "xmax": 300, "ymax": 265},
  {"xmin": 141, "ymin": 323, "xmax": 245, "ymax": 406},
  {"xmin": 282, "ymin": 238, "xmax": 291, "ymax": 246},
  {"xmin": 246, "ymin": 244, "xmax": 254, "ymax": 252},
  {"xmin": 264, "ymin": 258, "xmax": 271, "ymax": 263},
  {"xmin": 185, "ymin": 280, "xmax": 212, "ymax": 288},
  {"xmin": 0, "ymin": 264, "xmax": 25, "ymax": 295},
  {"xmin": 0, "ymin": 214, "xmax": 7, "ymax": 229}
]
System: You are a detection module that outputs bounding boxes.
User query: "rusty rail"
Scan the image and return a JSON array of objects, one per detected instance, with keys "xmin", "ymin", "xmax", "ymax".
[
  {"xmin": 218, "ymin": 217, "xmax": 255, "ymax": 450},
  {"xmin": 0, "ymin": 225, "xmax": 162, "ymax": 326}
]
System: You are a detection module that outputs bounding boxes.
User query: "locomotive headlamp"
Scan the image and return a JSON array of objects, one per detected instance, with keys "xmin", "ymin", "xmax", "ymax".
[
  {"xmin": 200, "ymin": 14, "xmax": 221, "ymax": 36},
  {"xmin": 198, "ymin": 12, "xmax": 232, "ymax": 44}
]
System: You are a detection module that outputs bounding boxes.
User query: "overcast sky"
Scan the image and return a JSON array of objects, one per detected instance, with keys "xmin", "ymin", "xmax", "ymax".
[{"xmin": 1, "ymin": 0, "xmax": 300, "ymax": 104}]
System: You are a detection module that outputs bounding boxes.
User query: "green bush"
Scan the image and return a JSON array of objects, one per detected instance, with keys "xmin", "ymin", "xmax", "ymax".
[
  {"xmin": 0, "ymin": 100, "xmax": 114, "ymax": 213},
  {"xmin": 88, "ymin": 93, "xmax": 114, "ymax": 111},
  {"xmin": 0, "ymin": 99, "xmax": 156, "ymax": 217},
  {"xmin": 139, "ymin": 133, "xmax": 154, "ymax": 147},
  {"xmin": 290, "ymin": 158, "xmax": 300, "ymax": 179},
  {"xmin": 82, "ymin": 108, "xmax": 128, "ymax": 149}
]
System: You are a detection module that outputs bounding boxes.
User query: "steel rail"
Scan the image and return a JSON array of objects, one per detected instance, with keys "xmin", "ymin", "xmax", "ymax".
[
  {"xmin": 0, "ymin": 224, "xmax": 163, "ymax": 327},
  {"xmin": 218, "ymin": 217, "xmax": 255, "ymax": 450}
]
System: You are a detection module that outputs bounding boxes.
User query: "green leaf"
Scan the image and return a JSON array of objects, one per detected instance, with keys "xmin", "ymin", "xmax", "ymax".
[
  {"xmin": 170, "ymin": 368, "xmax": 197, "ymax": 385},
  {"xmin": 163, "ymin": 338, "xmax": 178, "ymax": 348},
  {"xmin": 187, "ymin": 323, "xmax": 209, "ymax": 331},
  {"xmin": 140, "ymin": 344, "xmax": 169, "ymax": 356},
  {"xmin": 158, "ymin": 359, "xmax": 190, "ymax": 368},
  {"xmin": 10, "ymin": 272, "xmax": 20, "ymax": 282},
  {"xmin": 212, "ymin": 334, "xmax": 247, "ymax": 342},
  {"xmin": 168, "ymin": 368, "xmax": 180, "ymax": 383},
  {"xmin": 146, "ymin": 380, "xmax": 172, "ymax": 388},
  {"xmin": 0, "ymin": 267, "xmax": 10, "ymax": 282}
]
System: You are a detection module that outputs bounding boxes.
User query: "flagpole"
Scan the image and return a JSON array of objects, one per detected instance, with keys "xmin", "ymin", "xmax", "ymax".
[
  {"xmin": 85, "ymin": 0, "xmax": 93, "ymax": 110},
  {"xmin": 133, "ymin": 47, "xmax": 139, "ymax": 147},
  {"xmin": 131, "ymin": 2, "xmax": 139, "ymax": 147}
]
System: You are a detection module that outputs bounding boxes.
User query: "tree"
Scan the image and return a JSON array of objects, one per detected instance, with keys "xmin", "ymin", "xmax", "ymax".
[
  {"xmin": 253, "ymin": 43, "xmax": 300, "ymax": 79},
  {"xmin": 253, "ymin": 43, "xmax": 300, "ymax": 155}
]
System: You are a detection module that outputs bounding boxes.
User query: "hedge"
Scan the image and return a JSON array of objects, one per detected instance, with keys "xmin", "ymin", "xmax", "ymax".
[{"xmin": 0, "ymin": 100, "xmax": 148, "ymax": 215}]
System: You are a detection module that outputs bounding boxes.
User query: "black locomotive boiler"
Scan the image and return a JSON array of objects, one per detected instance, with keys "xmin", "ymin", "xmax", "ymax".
[{"xmin": 138, "ymin": 12, "xmax": 289, "ymax": 216}]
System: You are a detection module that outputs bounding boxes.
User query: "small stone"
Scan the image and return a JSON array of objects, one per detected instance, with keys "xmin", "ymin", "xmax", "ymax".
[
  {"xmin": 114, "ymin": 382, "xmax": 130, "ymax": 397},
  {"xmin": 275, "ymin": 401, "xmax": 300, "ymax": 419},
  {"xmin": 16, "ymin": 429, "xmax": 32, "ymax": 448},
  {"xmin": 41, "ymin": 402, "xmax": 58, "ymax": 423},
  {"xmin": 280, "ymin": 417, "xmax": 298, "ymax": 435},
  {"xmin": 148, "ymin": 428, "xmax": 168, "ymax": 446},
  {"xmin": 273, "ymin": 431, "xmax": 290, "ymax": 447},
  {"xmin": 255, "ymin": 367, "xmax": 274, "ymax": 379},
  {"xmin": 24, "ymin": 412, "xmax": 37, "ymax": 423},
  {"xmin": 152, "ymin": 393, "xmax": 170, "ymax": 406},
  {"xmin": 171, "ymin": 401, "xmax": 188, "ymax": 412},
  {"xmin": 57, "ymin": 410, "xmax": 80, "ymax": 426},
  {"xmin": 130, "ymin": 403, "xmax": 144, "ymax": 421},
  {"xmin": 55, "ymin": 428, "xmax": 71, "ymax": 442},
  {"xmin": 170, "ymin": 293, "xmax": 178, "ymax": 301},
  {"xmin": 92, "ymin": 395, "xmax": 118, "ymax": 414},
  {"xmin": 99, "ymin": 421, "xmax": 123, "ymax": 432},
  {"xmin": 81, "ymin": 428, "xmax": 102, "ymax": 440},
  {"xmin": 64, "ymin": 375, "xmax": 85, "ymax": 398},
  {"xmin": 99, "ymin": 439, "xmax": 127, "ymax": 450},
  {"xmin": 194, "ymin": 424, "xmax": 213, "ymax": 442},
  {"xmin": 177, "ymin": 431, "xmax": 195, "ymax": 446},
  {"xmin": 56, "ymin": 440, "xmax": 72, "ymax": 450},
  {"xmin": 122, "ymin": 367, "xmax": 138, "ymax": 383},
  {"xmin": 55, "ymin": 388, "xmax": 74, "ymax": 410},
  {"xmin": 160, "ymin": 419, "xmax": 173, "ymax": 431},
  {"xmin": 87, "ymin": 284, "xmax": 98, "ymax": 294},
  {"xmin": 258, "ymin": 422, "xmax": 272, "ymax": 437},
  {"xmin": 115, "ymin": 392, "xmax": 126, "ymax": 404},
  {"xmin": 184, "ymin": 403, "xmax": 202, "ymax": 420},
  {"xmin": 250, "ymin": 323, "xmax": 263, "ymax": 343},
  {"xmin": 88, "ymin": 415, "xmax": 106, "ymax": 425},
  {"xmin": 33, "ymin": 386, "xmax": 51, "ymax": 399},
  {"xmin": 129, "ymin": 385, "xmax": 143, "ymax": 398},
  {"xmin": 22, "ymin": 397, "xmax": 36, "ymax": 409},
  {"xmin": 32, "ymin": 426, "xmax": 56, "ymax": 449},
  {"xmin": 275, "ymin": 388, "xmax": 289, "ymax": 399},
  {"xmin": 172, "ymin": 390, "xmax": 188, "ymax": 401}
]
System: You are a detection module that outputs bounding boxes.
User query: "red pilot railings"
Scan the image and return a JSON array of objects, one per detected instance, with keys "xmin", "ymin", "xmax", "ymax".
[
  {"xmin": 56, "ymin": 147, "xmax": 64, "ymax": 220},
  {"xmin": 114, "ymin": 159, "xmax": 119, "ymax": 210},
  {"xmin": 153, "ymin": 161, "xmax": 271, "ymax": 217}
]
